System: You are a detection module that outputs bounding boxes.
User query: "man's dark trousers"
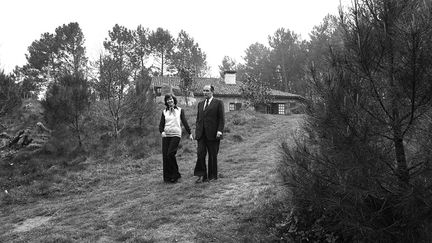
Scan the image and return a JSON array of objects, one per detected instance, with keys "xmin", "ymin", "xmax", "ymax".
[{"xmin": 194, "ymin": 131, "xmax": 220, "ymax": 180}]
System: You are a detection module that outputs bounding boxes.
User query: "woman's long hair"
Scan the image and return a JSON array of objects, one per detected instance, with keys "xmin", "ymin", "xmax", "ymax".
[{"xmin": 164, "ymin": 94, "xmax": 178, "ymax": 110}]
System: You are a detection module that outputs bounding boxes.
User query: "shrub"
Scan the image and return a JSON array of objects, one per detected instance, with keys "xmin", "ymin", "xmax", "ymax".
[
  {"xmin": 277, "ymin": 117, "xmax": 432, "ymax": 242},
  {"xmin": 275, "ymin": 1, "xmax": 432, "ymax": 241},
  {"xmin": 231, "ymin": 113, "xmax": 247, "ymax": 126},
  {"xmin": 231, "ymin": 134, "xmax": 244, "ymax": 142},
  {"xmin": 0, "ymin": 70, "xmax": 21, "ymax": 117},
  {"xmin": 128, "ymin": 138, "xmax": 151, "ymax": 160}
]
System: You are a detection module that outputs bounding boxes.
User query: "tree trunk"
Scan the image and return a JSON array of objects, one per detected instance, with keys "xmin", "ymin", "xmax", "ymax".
[
  {"xmin": 74, "ymin": 117, "xmax": 82, "ymax": 148},
  {"xmin": 161, "ymin": 52, "xmax": 164, "ymax": 76},
  {"xmin": 115, "ymin": 117, "xmax": 120, "ymax": 138},
  {"xmin": 281, "ymin": 55, "xmax": 289, "ymax": 92},
  {"xmin": 385, "ymin": 20, "xmax": 409, "ymax": 184},
  {"xmin": 77, "ymin": 133, "xmax": 82, "ymax": 148},
  {"xmin": 393, "ymin": 122, "xmax": 409, "ymax": 184},
  {"xmin": 184, "ymin": 90, "xmax": 189, "ymax": 106}
]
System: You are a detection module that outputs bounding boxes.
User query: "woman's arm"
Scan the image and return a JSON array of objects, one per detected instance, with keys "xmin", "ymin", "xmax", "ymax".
[{"xmin": 159, "ymin": 112, "xmax": 165, "ymax": 134}]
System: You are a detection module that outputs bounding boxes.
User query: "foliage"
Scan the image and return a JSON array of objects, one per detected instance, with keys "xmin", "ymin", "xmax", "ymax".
[
  {"xmin": 239, "ymin": 29, "xmax": 309, "ymax": 95},
  {"xmin": 126, "ymin": 68, "xmax": 156, "ymax": 128},
  {"xmin": 54, "ymin": 22, "xmax": 88, "ymax": 77},
  {"xmin": 132, "ymin": 25, "xmax": 151, "ymax": 71},
  {"xmin": 0, "ymin": 70, "xmax": 21, "ymax": 117},
  {"xmin": 42, "ymin": 75, "xmax": 91, "ymax": 147},
  {"xmin": 93, "ymin": 24, "xmax": 158, "ymax": 138},
  {"xmin": 242, "ymin": 43, "xmax": 274, "ymax": 85},
  {"xmin": 19, "ymin": 22, "xmax": 87, "ymax": 96},
  {"xmin": 93, "ymin": 25, "xmax": 135, "ymax": 137},
  {"xmin": 240, "ymin": 74, "xmax": 273, "ymax": 108},
  {"xmin": 278, "ymin": 0, "xmax": 432, "ymax": 242},
  {"xmin": 306, "ymin": 14, "xmax": 342, "ymax": 99},
  {"xmin": 94, "ymin": 56, "xmax": 130, "ymax": 137},
  {"xmin": 149, "ymin": 27, "xmax": 175, "ymax": 76},
  {"xmin": 178, "ymin": 67, "xmax": 194, "ymax": 106},
  {"xmin": 26, "ymin": 32, "xmax": 58, "ymax": 73},
  {"xmin": 171, "ymin": 30, "xmax": 208, "ymax": 77},
  {"xmin": 18, "ymin": 32, "xmax": 56, "ymax": 96},
  {"xmin": 336, "ymin": 0, "xmax": 432, "ymax": 182},
  {"xmin": 268, "ymin": 28, "xmax": 307, "ymax": 94},
  {"xmin": 218, "ymin": 56, "xmax": 238, "ymax": 78},
  {"xmin": 307, "ymin": 15, "xmax": 340, "ymax": 71}
]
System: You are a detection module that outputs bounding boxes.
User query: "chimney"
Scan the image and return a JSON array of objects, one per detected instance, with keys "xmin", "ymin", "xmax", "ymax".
[{"xmin": 223, "ymin": 70, "xmax": 236, "ymax": 84}]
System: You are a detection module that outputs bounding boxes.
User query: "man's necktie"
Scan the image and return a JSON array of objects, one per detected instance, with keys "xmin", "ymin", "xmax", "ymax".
[{"xmin": 204, "ymin": 99, "xmax": 209, "ymax": 110}]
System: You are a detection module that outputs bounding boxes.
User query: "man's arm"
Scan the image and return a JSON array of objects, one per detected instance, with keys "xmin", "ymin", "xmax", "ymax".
[
  {"xmin": 217, "ymin": 100, "xmax": 225, "ymax": 134},
  {"xmin": 196, "ymin": 101, "xmax": 201, "ymax": 125}
]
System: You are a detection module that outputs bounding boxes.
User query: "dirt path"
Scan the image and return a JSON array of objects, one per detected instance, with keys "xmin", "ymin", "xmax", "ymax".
[{"xmin": 0, "ymin": 114, "xmax": 302, "ymax": 242}]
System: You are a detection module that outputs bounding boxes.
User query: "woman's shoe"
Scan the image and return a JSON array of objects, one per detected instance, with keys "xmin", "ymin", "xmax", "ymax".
[{"xmin": 195, "ymin": 176, "xmax": 203, "ymax": 183}]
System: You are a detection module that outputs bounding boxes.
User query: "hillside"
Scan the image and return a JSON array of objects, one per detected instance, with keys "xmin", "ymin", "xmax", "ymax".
[
  {"xmin": 0, "ymin": 112, "xmax": 303, "ymax": 242},
  {"xmin": 0, "ymin": 99, "xmax": 52, "ymax": 156}
]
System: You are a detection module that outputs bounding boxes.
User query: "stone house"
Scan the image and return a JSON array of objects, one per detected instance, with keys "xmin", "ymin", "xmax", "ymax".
[{"xmin": 151, "ymin": 72, "xmax": 307, "ymax": 115}]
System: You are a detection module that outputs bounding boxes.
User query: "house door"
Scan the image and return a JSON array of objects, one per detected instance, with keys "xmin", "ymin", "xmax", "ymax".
[
  {"xmin": 266, "ymin": 103, "xmax": 285, "ymax": 114},
  {"xmin": 266, "ymin": 103, "xmax": 279, "ymax": 114}
]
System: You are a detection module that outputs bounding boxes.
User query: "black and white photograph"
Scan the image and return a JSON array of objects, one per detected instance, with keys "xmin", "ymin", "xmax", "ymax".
[{"xmin": 1, "ymin": 0, "xmax": 432, "ymax": 242}]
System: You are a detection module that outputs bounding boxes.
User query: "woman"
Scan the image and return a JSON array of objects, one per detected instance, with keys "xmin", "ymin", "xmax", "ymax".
[{"xmin": 159, "ymin": 94, "xmax": 193, "ymax": 183}]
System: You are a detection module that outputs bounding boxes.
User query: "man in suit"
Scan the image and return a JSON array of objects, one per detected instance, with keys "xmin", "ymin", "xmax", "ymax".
[{"xmin": 194, "ymin": 84, "xmax": 225, "ymax": 183}]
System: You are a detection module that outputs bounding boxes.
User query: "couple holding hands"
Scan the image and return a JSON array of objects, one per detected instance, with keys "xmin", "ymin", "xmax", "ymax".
[{"xmin": 158, "ymin": 85, "xmax": 225, "ymax": 183}]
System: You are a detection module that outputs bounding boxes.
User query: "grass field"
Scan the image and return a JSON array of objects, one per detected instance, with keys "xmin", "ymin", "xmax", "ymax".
[{"xmin": 0, "ymin": 112, "xmax": 303, "ymax": 242}]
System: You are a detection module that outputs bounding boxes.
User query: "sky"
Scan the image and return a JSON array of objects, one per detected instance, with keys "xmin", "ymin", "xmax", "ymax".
[{"xmin": 0, "ymin": 0, "xmax": 345, "ymax": 77}]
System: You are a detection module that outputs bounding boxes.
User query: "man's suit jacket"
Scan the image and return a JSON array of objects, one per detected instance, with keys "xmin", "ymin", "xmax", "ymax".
[{"xmin": 195, "ymin": 98, "xmax": 225, "ymax": 141}]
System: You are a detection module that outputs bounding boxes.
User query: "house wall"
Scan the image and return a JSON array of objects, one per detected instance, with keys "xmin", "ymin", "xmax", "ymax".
[
  {"xmin": 215, "ymin": 96, "xmax": 305, "ymax": 114},
  {"xmin": 247, "ymin": 98, "xmax": 305, "ymax": 115},
  {"xmin": 215, "ymin": 96, "xmax": 252, "ymax": 112},
  {"xmin": 155, "ymin": 92, "xmax": 305, "ymax": 114},
  {"xmin": 276, "ymin": 98, "xmax": 307, "ymax": 114}
]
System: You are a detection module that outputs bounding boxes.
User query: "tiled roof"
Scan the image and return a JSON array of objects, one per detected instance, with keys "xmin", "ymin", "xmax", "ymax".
[{"xmin": 151, "ymin": 76, "xmax": 304, "ymax": 100}]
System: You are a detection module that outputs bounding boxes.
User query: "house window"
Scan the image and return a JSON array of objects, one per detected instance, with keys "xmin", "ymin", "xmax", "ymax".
[
  {"xmin": 155, "ymin": 87, "xmax": 162, "ymax": 96},
  {"xmin": 236, "ymin": 103, "xmax": 242, "ymax": 110},
  {"xmin": 229, "ymin": 103, "xmax": 242, "ymax": 111},
  {"xmin": 278, "ymin": 103, "xmax": 285, "ymax": 115}
]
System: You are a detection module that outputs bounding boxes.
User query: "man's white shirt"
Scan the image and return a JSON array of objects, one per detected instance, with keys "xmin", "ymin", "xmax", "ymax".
[{"xmin": 203, "ymin": 97, "xmax": 213, "ymax": 110}]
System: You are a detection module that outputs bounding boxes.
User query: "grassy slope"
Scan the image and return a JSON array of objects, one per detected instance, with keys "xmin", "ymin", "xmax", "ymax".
[{"xmin": 0, "ymin": 112, "xmax": 303, "ymax": 242}]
